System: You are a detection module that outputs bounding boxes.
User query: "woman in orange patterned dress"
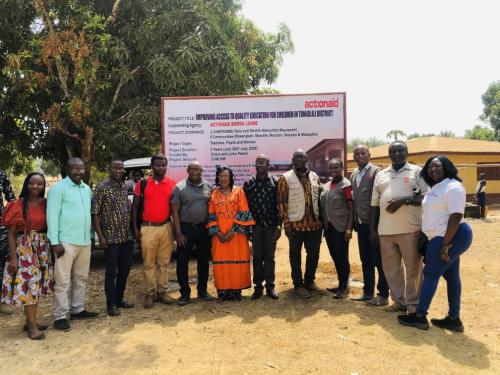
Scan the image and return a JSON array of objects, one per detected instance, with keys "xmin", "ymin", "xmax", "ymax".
[
  {"xmin": 1, "ymin": 172, "xmax": 53, "ymax": 340},
  {"xmin": 208, "ymin": 167, "xmax": 255, "ymax": 301}
]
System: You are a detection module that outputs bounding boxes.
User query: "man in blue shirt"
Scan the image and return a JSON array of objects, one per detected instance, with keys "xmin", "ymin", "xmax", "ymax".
[{"xmin": 47, "ymin": 157, "xmax": 98, "ymax": 331}]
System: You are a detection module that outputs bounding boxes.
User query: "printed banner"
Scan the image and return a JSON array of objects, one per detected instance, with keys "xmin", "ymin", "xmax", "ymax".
[{"xmin": 162, "ymin": 93, "xmax": 346, "ymax": 184}]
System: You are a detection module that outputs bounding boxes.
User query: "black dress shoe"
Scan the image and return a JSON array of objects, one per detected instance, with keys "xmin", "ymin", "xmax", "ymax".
[
  {"xmin": 351, "ymin": 294, "xmax": 373, "ymax": 302},
  {"xmin": 117, "ymin": 300, "xmax": 135, "ymax": 309},
  {"xmin": 266, "ymin": 288, "xmax": 279, "ymax": 299},
  {"xmin": 251, "ymin": 288, "xmax": 263, "ymax": 300},
  {"xmin": 327, "ymin": 286, "xmax": 340, "ymax": 293},
  {"xmin": 234, "ymin": 291, "xmax": 242, "ymax": 302},
  {"xmin": 333, "ymin": 289, "xmax": 349, "ymax": 300},
  {"xmin": 70, "ymin": 310, "xmax": 99, "ymax": 320},
  {"xmin": 177, "ymin": 295, "xmax": 190, "ymax": 306},
  {"xmin": 305, "ymin": 283, "xmax": 324, "ymax": 293},
  {"xmin": 53, "ymin": 319, "xmax": 71, "ymax": 332},
  {"xmin": 107, "ymin": 307, "xmax": 121, "ymax": 317},
  {"xmin": 198, "ymin": 292, "xmax": 213, "ymax": 302}
]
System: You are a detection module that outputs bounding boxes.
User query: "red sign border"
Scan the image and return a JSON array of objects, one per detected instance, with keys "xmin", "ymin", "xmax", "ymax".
[{"xmin": 161, "ymin": 92, "xmax": 347, "ymax": 174}]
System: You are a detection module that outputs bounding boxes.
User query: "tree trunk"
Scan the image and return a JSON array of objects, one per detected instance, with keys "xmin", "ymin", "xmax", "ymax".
[{"xmin": 81, "ymin": 126, "xmax": 94, "ymax": 184}]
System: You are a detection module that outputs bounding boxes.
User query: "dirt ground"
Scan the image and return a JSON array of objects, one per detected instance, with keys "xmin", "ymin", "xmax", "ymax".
[{"xmin": 1, "ymin": 212, "xmax": 499, "ymax": 375}]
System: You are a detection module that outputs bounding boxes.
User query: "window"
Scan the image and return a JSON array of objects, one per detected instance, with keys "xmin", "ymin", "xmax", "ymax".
[{"xmin": 477, "ymin": 162, "xmax": 500, "ymax": 180}]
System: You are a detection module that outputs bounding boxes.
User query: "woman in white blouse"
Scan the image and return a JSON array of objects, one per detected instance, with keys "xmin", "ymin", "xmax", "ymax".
[{"xmin": 398, "ymin": 155, "xmax": 473, "ymax": 332}]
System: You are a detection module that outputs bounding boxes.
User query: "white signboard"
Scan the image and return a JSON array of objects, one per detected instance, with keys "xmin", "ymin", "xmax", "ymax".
[{"xmin": 162, "ymin": 93, "xmax": 346, "ymax": 184}]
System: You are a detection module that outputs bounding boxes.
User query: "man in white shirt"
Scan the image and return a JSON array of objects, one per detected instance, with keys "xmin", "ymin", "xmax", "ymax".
[{"xmin": 370, "ymin": 141, "xmax": 428, "ymax": 313}]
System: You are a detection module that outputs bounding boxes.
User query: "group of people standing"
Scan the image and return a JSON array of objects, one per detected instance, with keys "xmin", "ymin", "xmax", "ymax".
[
  {"xmin": 0, "ymin": 139, "xmax": 474, "ymax": 340},
  {"xmin": 0, "ymin": 160, "xmax": 99, "ymax": 339}
]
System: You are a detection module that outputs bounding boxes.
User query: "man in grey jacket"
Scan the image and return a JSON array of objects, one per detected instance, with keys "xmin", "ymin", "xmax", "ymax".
[{"xmin": 350, "ymin": 145, "xmax": 389, "ymax": 306}]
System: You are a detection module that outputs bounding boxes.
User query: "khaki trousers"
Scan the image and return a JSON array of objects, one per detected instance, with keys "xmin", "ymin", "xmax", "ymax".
[
  {"xmin": 379, "ymin": 231, "xmax": 423, "ymax": 313},
  {"xmin": 140, "ymin": 222, "xmax": 174, "ymax": 295},
  {"xmin": 53, "ymin": 242, "xmax": 91, "ymax": 320}
]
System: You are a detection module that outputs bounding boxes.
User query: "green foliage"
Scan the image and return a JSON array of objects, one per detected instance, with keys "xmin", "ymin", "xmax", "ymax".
[
  {"xmin": 1, "ymin": 0, "xmax": 293, "ymax": 179},
  {"xmin": 250, "ymin": 87, "xmax": 281, "ymax": 95},
  {"xmin": 480, "ymin": 81, "xmax": 500, "ymax": 139},
  {"xmin": 347, "ymin": 137, "xmax": 385, "ymax": 153},
  {"xmin": 438, "ymin": 130, "xmax": 456, "ymax": 137},
  {"xmin": 89, "ymin": 167, "xmax": 108, "ymax": 189},
  {"xmin": 407, "ymin": 131, "xmax": 456, "ymax": 140},
  {"xmin": 386, "ymin": 130, "xmax": 407, "ymax": 141},
  {"xmin": 407, "ymin": 132, "xmax": 435, "ymax": 140},
  {"xmin": 0, "ymin": 0, "xmax": 44, "ymax": 174},
  {"xmin": 0, "ymin": 124, "xmax": 37, "ymax": 174},
  {"xmin": 39, "ymin": 158, "xmax": 61, "ymax": 176},
  {"xmin": 8, "ymin": 174, "xmax": 27, "ymax": 198},
  {"xmin": 464, "ymin": 125, "xmax": 496, "ymax": 141}
]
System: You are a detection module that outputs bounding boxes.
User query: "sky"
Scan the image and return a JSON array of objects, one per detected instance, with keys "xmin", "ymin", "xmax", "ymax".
[{"xmin": 240, "ymin": 0, "xmax": 500, "ymax": 140}]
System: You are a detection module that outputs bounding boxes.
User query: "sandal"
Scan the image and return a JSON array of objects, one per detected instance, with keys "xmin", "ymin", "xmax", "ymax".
[
  {"xmin": 28, "ymin": 332, "xmax": 46, "ymax": 340},
  {"xmin": 23, "ymin": 323, "xmax": 49, "ymax": 332}
]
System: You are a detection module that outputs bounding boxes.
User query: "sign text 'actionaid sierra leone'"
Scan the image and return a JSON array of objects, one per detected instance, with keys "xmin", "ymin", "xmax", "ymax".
[{"xmin": 162, "ymin": 93, "xmax": 346, "ymax": 184}]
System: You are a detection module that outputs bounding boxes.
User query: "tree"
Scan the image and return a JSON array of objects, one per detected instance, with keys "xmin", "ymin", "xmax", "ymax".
[
  {"xmin": 3, "ymin": 0, "xmax": 294, "ymax": 181},
  {"xmin": 386, "ymin": 130, "xmax": 406, "ymax": 141},
  {"xmin": 405, "ymin": 131, "xmax": 456, "ymax": 141},
  {"xmin": 407, "ymin": 132, "xmax": 435, "ymax": 140},
  {"xmin": 250, "ymin": 87, "xmax": 281, "ymax": 95},
  {"xmin": 39, "ymin": 158, "xmax": 61, "ymax": 176},
  {"xmin": 464, "ymin": 125, "xmax": 496, "ymax": 141},
  {"xmin": 0, "ymin": 125, "xmax": 37, "ymax": 174},
  {"xmin": 438, "ymin": 130, "xmax": 456, "ymax": 137},
  {"xmin": 0, "ymin": 0, "xmax": 44, "ymax": 174},
  {"xmin": 347, "ymin": 137, "xmax": 385, "ymax": 152},
  {"xmin": 481, "ymin": 81, "xmax": 500, "ymax": 139}
]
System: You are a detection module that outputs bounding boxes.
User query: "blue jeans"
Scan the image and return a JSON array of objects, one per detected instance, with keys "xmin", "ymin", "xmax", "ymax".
[{"xmin": 416, "ymin": 223, "xmax": 473, "ymax": 318}]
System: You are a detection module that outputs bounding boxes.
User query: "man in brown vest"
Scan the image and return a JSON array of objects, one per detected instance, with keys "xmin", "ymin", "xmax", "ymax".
[
  {"xmin": 350, "ymin": 145, "xmax": 389, "ymax": 305},
  {"xmin": 277, "ymin": 149, "xmax": 323, "ymax": 299}
]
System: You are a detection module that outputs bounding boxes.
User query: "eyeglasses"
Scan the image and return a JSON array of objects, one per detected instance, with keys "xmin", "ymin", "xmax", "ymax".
[{"xmin": 69, "ymin": 168, "xmax": 86, "ymax": 173}]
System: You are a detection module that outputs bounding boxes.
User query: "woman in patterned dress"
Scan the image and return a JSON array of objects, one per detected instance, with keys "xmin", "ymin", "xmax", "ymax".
[
  {"xmin": 1, "ymin": 172, "xmax": 53, "ymax": 340},
  {"xmin": 208, "ymin": 166, "xmax": 255, "ymax": 301}
]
